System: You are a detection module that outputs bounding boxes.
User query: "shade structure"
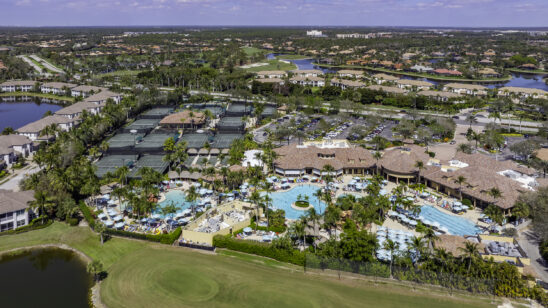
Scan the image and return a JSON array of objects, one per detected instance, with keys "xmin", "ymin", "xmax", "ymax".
[
  {"xmin": 105, "ymin": 220, "xmax": 114, "ymax": 227},
  {"xmin": 113, "ymin": 215, "xmax": 123, "ymax": 221},
  {"xmin": 98, "ymin": 213, "xmax": 107, "ymax": 220},
  {"xmin": 114, "ymin": 222, "xmax": 125, "ymax": 229},
  {"xmin": 243, "ymin": 227, "xmax": 252, "ymax": 233}
]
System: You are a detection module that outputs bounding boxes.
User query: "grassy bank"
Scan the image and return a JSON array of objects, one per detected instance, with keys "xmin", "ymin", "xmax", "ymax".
[
  {"xmin": 506, "ymin": 68, "xmax": 548, "ymax": 75},
  {"xmin": 0, "ymin": 223, "xmax": 501, "ymax": 308},
  {"xmin": 315, "ymin": 63, "xmax": 512, "ymax": 83},
  {"xmin": 96, "ymin": 70, "xmax": 142, "ymax": 77},
  {"xmin": 276, "ymin": 54, "xmax": 311, "ymax": 60},
  {"xmin": 0, "ymin": 91, "xmax": 75, "ymax": 102},
  {"xmin": 241, "ymin": 47, "xmax": 264, "ymax": 56}
]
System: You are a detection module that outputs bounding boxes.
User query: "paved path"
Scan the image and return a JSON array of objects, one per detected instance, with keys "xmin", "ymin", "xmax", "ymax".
[
  {"xmin": 17, "ymin": 55, "xmax": 43, "ymax": 74},
  {"xmin": 0, "ymin": 164, "xmax": 40, "ymax": 192},
  {"xmin": 517, "ymin": 221, "xmax": 548, "ymax": 283},
  {"xmin": 29, "ymin": 54, "xmax": 64, "ymax": 74}
]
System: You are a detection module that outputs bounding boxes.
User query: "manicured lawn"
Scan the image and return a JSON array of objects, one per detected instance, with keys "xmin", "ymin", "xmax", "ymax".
[
  {"xmin": 0, "ymin": 223, "xmax": 498, "ymax": 308},
  {"xmin": 243, "ymin": 59, "xmax": 296, "ymax": 73},
  {"xmin": 241, "ymin": 46, "xmax": 264, "ymax": 56},
  {"xmin": 0, "ymin": 91, "xmax": 75, "ymax": 102}
]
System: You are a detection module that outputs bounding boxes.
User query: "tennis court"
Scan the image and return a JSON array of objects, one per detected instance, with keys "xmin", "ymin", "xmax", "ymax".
[
  {"xmin": 94, "ymin": 155, "xmax": 137, "ymax": 178},
  {"xmin": 140, "ymin": 107, "xmax": 174, "ymax": 119},
  {"xmin": 134, "ymin": 133, "xmax": 177, "ymax": 151},
  {"xmin": 128, "ymin": 155, "xmax": 170, "ymax": 179},
  {"xmin": 217, "ymin": 117, "xmax": 245, "ymax": 133},
  {"xmin": 123, "ymin": 119, "xmax": 160, "ymax": 133},
  {"xmin": 107, "ymin": 133, "xmax": 144, "ymax": 150},
  {"xmin": 211, "ymin": 133, "xmax": 242, "ymax": 148},
  {"xmin": 226, "ymin": 104, "xmax": 250, "ymax": 116},
  {"xmin": 180, "ymin": 133, "xmax": 210, "ymax": 149}
]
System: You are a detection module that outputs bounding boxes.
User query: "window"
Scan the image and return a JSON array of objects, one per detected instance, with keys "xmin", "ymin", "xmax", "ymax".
[
  {"xmin": 17, "ymin": 220, "xmax": 26, "ymax": 227},
  {"xmin": 1, "ymin": 222, "xmax": 14, "ymax": 232}
]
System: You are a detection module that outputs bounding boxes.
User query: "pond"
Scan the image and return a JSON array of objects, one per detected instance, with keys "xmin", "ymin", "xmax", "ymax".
[
  {"xmin": 0, "ymin": 248, "xmax": 92, "ymax": 308},
  {"xmin": 267, "ymin": 53, "xmax": 548, "ymax": 91},
  {"xmin": 0, "ymin": 99, "xmax": 63, "ymax": 131}
]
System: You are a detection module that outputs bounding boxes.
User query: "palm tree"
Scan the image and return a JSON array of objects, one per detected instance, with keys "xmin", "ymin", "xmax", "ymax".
[
  {"xmin": 186, "ymin": 186, "xmax": 199, "ymax": 216},
  {"xmin": 161, "ymin": 202, "xmax": 178, "ymax": 231},
  {"xmin": 453, "ymin": 175, "xmax": 467, "ymax": 200},
  {"xmin": 484, "ymin": 204, "xmax": 504, "ymax": 230},
  {"xmin": 39, "ymin": 123, "xmax": 60, "ymax": 144},
  {"xmin": 373, "ymin": 151, "xmax": 382, "ymax": 174},
  {"xmin": 249, "ymin": 190, "xmax": 262, "ymax": 231},
  {"xmin": 30, "ymin": 191, "xmax": 52, "ymax": 223},
  {"xmin": 87, "ymin": 260, "xmax": 104, "ymax": 283},
  {"xmin": 306, "ymin": 208, "xmax": 319, "ymax": 253},
  {"xmin": 458, "ymin": 241, "xmax": 480, "ymax": 275},
  {"xmin": 384, "ymin": 239, "xmax": 399, "ymax": 278},
  {"xmin": 291, "ymin": 219, "xmax": 306, "ymax": 251},
  {"xmin": 115, "ymin": 166, "xmax": 130, "ymax": 187},
  {"xmin": 313, "ymin": 189, "xmax": 323, "ymax": 213},
  {"xmin": 466, "ymin": 113, "xmax": 477, "ymax": 129},
  {"xmin": 95, "ymin": 222, "xmax": 106, "ymax": 245},
  {"xmin": 422, "ymin": 227, "xmax": 439, "ymax": 254},
  {"xmin": 414, "ymin": 160, "xmax": 424, "ymax": 184}
]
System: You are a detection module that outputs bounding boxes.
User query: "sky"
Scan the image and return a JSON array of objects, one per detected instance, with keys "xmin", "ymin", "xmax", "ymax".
[{"xmin": 1, "ymin": 0, "xmax": 547, "ymax": 27}]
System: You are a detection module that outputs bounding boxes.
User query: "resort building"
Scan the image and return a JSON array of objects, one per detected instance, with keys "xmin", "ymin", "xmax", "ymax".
[
  {"xmin": 379, "ymin": 145, "xmax": 431, "ymax": 184},
  {"xmin": 159, "ymin": 110, "xmax": 206, "ymax": 130},
  {"xmin": 497, "ymin": 87, "xmax": 548, "ymax": 100},
  {"xmin": 366, "ymin": 85, "xmax": 406, "ymax": 94},
  {"xmin": 255, "ymin": 70, "xmax": 287, "ymax": 79},
  {"xmin": 289, "ymin": 76, "xmax": 325, "ymax": 87},
  {"xmin": 421, "ymin": 152, "xmax": 539, "ymax": 213},
  {"xmin": 418, "ymin": 90, "xmax": 463, "ymax": 102},
  {"xmin": 0, "ymin": 135, "xmax": 33, "ymax": 165},
  {"xmin": 70, "ymin": 85, "xmax": 105, "ymax": 98},
  {"xmin": 330, "ymin": 78, "xmax": 366, "ymax": 90},
  {"xmin": 16, "ymin": 115, "xmax": 78, "ymax": 141},
  {"xmin": 291, "ymin": 69, "xmax": 323, "ymax": 78},
  {"xmin": 0, "ymin": 80, "xmax": 35, "ymax": 92},
  {"xmin": 337, "ymin": 70, "xmax": 364, "ymax": 79},
  {"xmin": 395, "ymin": 79, "xmax": 434, "ymax": 91},
  {"xmin": 443, "ymin": 83, "xmax": 488, "ymax": 96},
  {"xmin": 274, "ymin": 140, "xmax": 375, "ymax": 177},
  {"xmin": 0, "ymin": 190, "xmax": 36, "ymax": 232},
  {"xmin": 40, "ymin": 82, "xmax": 77, "ymax": 95},
  {"xmin": 372, "ymin": 73, "xmax": 399, "ymax": 84}
]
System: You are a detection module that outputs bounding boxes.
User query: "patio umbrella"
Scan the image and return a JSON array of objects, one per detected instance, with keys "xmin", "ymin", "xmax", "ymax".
[
  {"xmin": 97, "ymin": 213, "xmax": 107, "ymax": 220},
  {"xmin": 439, "ymin": 226, "xmax": 450, "ymax": 234},
  {"xmin": 140, "ymin": 218, "xmax": 148, "ymax": 223},
  {"xmin": 113, "ymin": 215, "xmax": 123, "ymax": 221},
  {"xmin": 151, "ymin": 213, "xmax": 161, "ymax": 219},
  {"xmin": 243, "ymin": 227, "xmax": 252, "ymax": 233},
  {"xmin": 408, "ymin": 220, "xmax": 417, "ymax": 226},
  {"xmin": 431, "ymin": 221, "xmax": 441, "ymax": 229},
  {"xmin": 105, "ymin": 220, "xmax": 114, "ymax": 227},
  {"xmin": 376, "ymin": 231, "xmax": 387, "ymax": 237},
  {"xmin": 114, "ymin": 222, "xmax": 125, "ymax": 229}
]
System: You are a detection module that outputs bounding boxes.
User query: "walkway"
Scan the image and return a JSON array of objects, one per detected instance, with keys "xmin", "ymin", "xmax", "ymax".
[
  {"xmin": 0, "ymin": 163, "xmax": 40, "ymax": 192},
  {"xmin": 517, "ymin": 221, "xmax": 548, "ymax": 283}
]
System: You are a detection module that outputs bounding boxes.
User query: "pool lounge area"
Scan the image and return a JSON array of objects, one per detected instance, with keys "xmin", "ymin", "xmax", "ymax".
[
  {"xmin": 419, "ymin": 205, "xmax": 482, "ymax": 236},
  {"xmin": 266, "ymin": 184, "xmax": 326, "ymax": 220}
]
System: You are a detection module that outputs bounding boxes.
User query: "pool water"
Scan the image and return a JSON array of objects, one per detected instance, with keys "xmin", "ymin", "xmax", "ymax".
[
  {"xmin": 157, "ymin": 190, "xmax": 194, "ymax": 218},
  {"xmin": 419, "ymin": 205, "xmax": 482, "ymax": 236},
  {"xmin": 267, "ymin": 185, "xmax": 326, "ymax": 220}
]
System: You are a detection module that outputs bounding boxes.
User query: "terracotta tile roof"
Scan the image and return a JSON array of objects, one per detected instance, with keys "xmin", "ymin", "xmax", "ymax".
[{"xmin": 274, "ymin": 144, "xmax": 375, "ymax": 171}]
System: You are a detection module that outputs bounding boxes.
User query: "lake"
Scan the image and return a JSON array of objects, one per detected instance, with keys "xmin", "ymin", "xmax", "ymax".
[
  {"xmin": 0, "ymin": 99, "xmax": 63, "ymax": 131},
  {"xmin": 268, "ymin": 53, "xmax": 548, "ymax": 91},
  {"xmin": 0, "ymin": 248, "xmax": 92, "ymax": 308}
]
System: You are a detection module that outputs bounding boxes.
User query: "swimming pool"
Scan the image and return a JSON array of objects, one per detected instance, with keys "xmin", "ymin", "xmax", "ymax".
[
  {"xmin": 266, "ymin": 185, "xmax": 326, "ymax": 220},
  {"xmin": 156, "ymin": 190, "xmax": 194, "ymax": 218},
  {"xmin": 419, "ymin": 205, "xmax": 482, "ymax": 236}
]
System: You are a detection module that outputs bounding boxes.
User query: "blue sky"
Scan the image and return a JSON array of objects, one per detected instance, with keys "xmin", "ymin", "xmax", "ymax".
[{"xmin": 1, "ymin": 0, "xmax": 547, "ymax": 27}]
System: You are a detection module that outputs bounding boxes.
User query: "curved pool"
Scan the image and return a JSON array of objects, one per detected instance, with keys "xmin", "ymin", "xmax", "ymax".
[
  {"xmin": 157, "ymin": 190, "xmax": 194, "ymax": 218},
  {"xmin": 266, "ymin": 184, "xmax": 326, "ymax": 220},
  {"xmin": 419, "ymin": 205, "xmax": 482, "ymax": 236}
]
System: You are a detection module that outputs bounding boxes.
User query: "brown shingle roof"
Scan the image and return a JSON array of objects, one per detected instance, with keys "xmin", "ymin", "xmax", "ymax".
[
  {"xmin": 274, "ymin": 144, "xmax": 375, "ymax": 171},
  {"xmin": 0, "ymin": 190, "xmax": 35, "ymax": 214},
  {"xmin": 380, "ymin": 145, "xmax": 430, "ymax": 174},
  {"xmin": 159, "ymin": 110, "xmax": 205, "ymax": 125}
]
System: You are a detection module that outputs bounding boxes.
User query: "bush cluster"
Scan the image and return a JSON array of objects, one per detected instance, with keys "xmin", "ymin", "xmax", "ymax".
[
  {"xmin": 213, "ymin": 235, "xmax": 305, "ymax": 266},
  {"xmin": 0, "ymin": 216, "xmax": 52, "ymax": 236}
]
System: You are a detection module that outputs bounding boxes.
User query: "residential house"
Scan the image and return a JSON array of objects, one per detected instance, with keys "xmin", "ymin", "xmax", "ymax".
[
  {"xmin": 291, "ymin": 69, "xmax": 323, "ymax": 78},
  {"xmin": 255, "ymin": 71, "xmax": 287, "ymax": 79},
  {"xmin": 255, "ymin": 78, "xmax": 284, "ymax": 85},
  {"xmin": 366, "ymin": 85, "xmax": 406, "ymax": 94},
  {"xmin": 418, "ymin": 90, "xmax": 463, "ymax": 102},
  {"xmin": 410, "ymin": 65, "xmax": 433, "ymax": 73},
  {"xmin": 16, "ymin": 115, "xmax": 78, "ymax": 141},
  {"xmin": 443, "ymin": 83, "xmax": 488, "ymax": 96},
  {"xmin": 372, "ymin": 73, "xmax": 399, "ymax": 84},
  {"xmin": 498, "ymin": 87, "xmax": 548, "ymax": 99},
  {"xmin": 85, "ymin": 90, "xmax": 123, "ymax": 105},
  {"xmin": 0, "ymin": 80, "xmax": 35, "ymax": 92},
  {"xmin": 337, "ymin": 70, "xmax": 364, "ymax": 79},
  {"xmin": 432, "ymin": 69, "xmax": 463, "ymax": 76},
  {"xmin": 395, "ymin": 79, "xmax": 434, "ymax": 91},
  {"xmin": 289, "ymin": 76, "xmax": 325, "ymax": 87},
  {"xmin": 0, "ymin": 135, "xmax": 33, "ymax": 165},
  {"xmin": 330, "ymin": 78, "xmax": 366, "ymax": 90},
  {"xmin": 70, "ymin": 85, "xmax": 105, "ymax": 98},
  {"xmin": 478, "ymin": 68, "xmax": 501, "ymax": 78},
  {"xmin": 0, "ymin": 190, "xmax": 36, "ymax": 232},
  {"xmin": 40, "ymin": 82, "xmax": 77, "ymax": 95}
]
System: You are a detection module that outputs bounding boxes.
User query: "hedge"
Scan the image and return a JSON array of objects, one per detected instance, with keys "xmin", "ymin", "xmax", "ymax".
[
  {"xmin": 249, "ymin": 222, "xmax": 287, "ymax": 233},
  {"xmin": 105, "ymin": 227, "xmax": 182, "ymax": 245},
  {"xmin": 0, "ymin": 216, "xmax": 52, "ymax": 236},
  {"xmin": 79, "ymin": 201, "xmax": 182, "ymax": 245},
  {"xmin": 213, "ymin": 235, "xmax": 305, "ymax": 266}
]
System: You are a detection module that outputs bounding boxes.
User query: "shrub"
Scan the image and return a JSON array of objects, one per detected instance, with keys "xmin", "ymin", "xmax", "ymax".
[
  {"xmin": 104, "ymin": 227, "xmax": 182, "ymax": 245},
  {"xmin": 0, "ymin": 216, "xmax": 52, "ymax": 236},
  {"xmin": 67, "ymin": 217, "xmax": 79, "ymax": 226},
  {"xmin": 79, "ymin": 202, "xmax": 96, "ymax": 229},
  {"xmin": 213, "ymin": 235, "xmax": 305, "ymax": 266},
  {"xmin": 427, "ymin": 151, "xmax": 436, "ymax": 158},
  {"xmin": 462, "ymin": 198, "xmax": 472, "ymax": 206},
  {"xmin": 540, "ymin": 240, "xmax": 548, "ymax": 263}
]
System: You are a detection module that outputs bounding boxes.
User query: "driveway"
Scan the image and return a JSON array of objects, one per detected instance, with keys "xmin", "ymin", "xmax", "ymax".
[
  {"xmin": 517, "ymin": 221, "xmax": 548, "ymax": 283},
  {"xmin": 0, "ymin": 164, "xmax": 40, "ymax": 192}
]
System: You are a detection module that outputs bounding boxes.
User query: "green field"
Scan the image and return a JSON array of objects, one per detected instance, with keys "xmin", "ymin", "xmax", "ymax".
[
  {"xmin": 243, "ymin": 59, "xmax": 297, "ymax": 73},
  {"xmin": 0, "ymin": 91, "xmax": 75, "ymax": 102},
  {"xmin": 0, "ymin": 223, "xmax": 500, "ymax": 308},
  {"xmin": 241, "ymin": 46, "xmax": 264, "ymax": 56}
]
